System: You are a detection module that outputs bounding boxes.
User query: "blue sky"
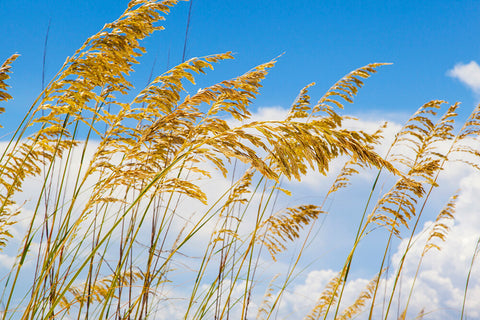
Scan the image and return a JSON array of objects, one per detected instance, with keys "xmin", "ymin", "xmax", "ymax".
[
  {"xmin": 1, "ymin": 0, "xmax": 480, "ymax": 128},
  {"xmin": 2, "ymin": 1, "xmax": 480, "ymax": 318}
]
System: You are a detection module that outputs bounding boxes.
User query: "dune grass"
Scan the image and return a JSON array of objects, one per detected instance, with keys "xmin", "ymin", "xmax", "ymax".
[{"xmin": 1, "ymin": 1, "xmax": 479, "ymax": 319}]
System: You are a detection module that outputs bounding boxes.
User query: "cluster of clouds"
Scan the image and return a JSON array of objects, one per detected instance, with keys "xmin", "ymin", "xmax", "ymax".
[
  {"xmin": 279, "ymin": 169, "xmax": 480, "ymax": 319},
  {"xmin": 246, "ymin": 103, "xmax": 480, "ymax": 319}
]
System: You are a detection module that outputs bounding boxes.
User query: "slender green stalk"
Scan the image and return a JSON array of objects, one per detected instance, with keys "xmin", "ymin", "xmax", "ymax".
[{"xmin": 461, "ymin": 237, "xmax": 480, "ymax": 320}]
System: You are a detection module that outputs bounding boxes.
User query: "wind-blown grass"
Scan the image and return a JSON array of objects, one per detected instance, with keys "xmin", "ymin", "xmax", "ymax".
[{"xmin": 1, "ymin": 1, "xmax": 479, "ymax": 319}]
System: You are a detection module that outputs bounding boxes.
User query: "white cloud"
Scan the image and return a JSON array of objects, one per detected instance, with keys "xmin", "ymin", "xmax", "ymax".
[
  {"xmin": 448, "ymin": 61, "xmax": 480, "ymax": 94},
  {"xmin": 0, "ymin": 253, "xmax": 16, "ymax": 269},
  {"xmin": 279, "ymin": 168, "xmax": 480, "ymax": 320},
  {"xmin": 251, "ymin": 105, "xmax": 289, "ymax": 122}
]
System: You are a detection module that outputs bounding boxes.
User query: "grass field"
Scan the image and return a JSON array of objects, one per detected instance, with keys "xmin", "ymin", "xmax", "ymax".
[{"xmin": 1, "ymin": 1, "xmax": 479, "ymax": 319}]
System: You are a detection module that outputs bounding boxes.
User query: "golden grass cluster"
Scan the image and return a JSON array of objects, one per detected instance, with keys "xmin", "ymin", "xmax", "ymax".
[{"xmin": 1, "ymin": 1, "xmax": 480, "ymax": 319}]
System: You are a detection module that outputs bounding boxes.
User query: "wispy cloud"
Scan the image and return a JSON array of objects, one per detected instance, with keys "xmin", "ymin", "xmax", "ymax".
[{"xmin": 448, "ymin": 61, "xmax": 480, "ymax": 94}]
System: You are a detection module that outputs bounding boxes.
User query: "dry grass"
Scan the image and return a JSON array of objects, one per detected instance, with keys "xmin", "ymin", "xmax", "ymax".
[{"xmin": 1, "ymin": 1, "xmax": 479, "ymax": 319}]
